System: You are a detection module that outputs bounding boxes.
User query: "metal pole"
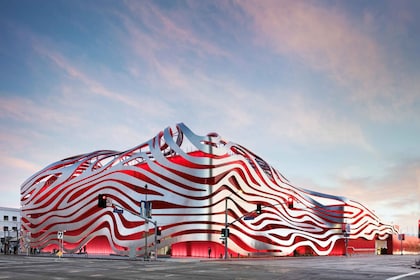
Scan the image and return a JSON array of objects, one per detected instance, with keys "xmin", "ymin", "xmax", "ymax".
[
  {"xmin": 400, "ymin": 236, "xmax": 403, "ymax": 255},
  {"xmin": 144, "ymin": 223, "xmax": 148, "ymax": 260},
  {"xmin": 16, "ymin": 228, "xmax": 19, "ymax": 254},
  {"xmin": 144, "ymin": 185, "xmax": 148, "ymax": 260},
  {"xmin": 154, "ymin": 221, "xmax": 158, "ymax": 261},
  {"xmin": 344, "ymin": 222, "xmax": 348, "ymax": 257},
  {"xmin": 62, "ymin": 232, "xmax": 64, "ymax": 256},
  {"xmin": 224, "ymin": 197, "xmax": 228, "ymax": 260},
  {"xmin": 345, "ymin": 234, "xmax": 348, "ymax": 256},
  {"xmin": 26, "ymin": 232, "xmax": 29, "ymax": 256}
]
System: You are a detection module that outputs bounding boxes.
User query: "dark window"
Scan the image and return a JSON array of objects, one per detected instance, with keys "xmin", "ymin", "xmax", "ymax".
[
  {"xmin": 12, "ymin": 216, "xmax": 17, "ymax": 222},
  {"xmin": 3, "ymin": 216, "xmax": 8, "ymax": 221}
]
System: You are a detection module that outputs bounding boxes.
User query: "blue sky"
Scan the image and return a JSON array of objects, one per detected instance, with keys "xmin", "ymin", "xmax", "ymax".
[{"xmin": 1, "ymin": 0, "xmax": 419, "ymax": 234}]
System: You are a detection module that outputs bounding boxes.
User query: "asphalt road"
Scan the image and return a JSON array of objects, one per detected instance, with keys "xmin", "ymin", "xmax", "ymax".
[{"xmin": 0, "ymin": 254, "xmax": 419, "ymax": 280}]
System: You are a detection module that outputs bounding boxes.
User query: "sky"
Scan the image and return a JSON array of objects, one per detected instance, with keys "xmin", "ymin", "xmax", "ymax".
[{"xmin": 1, "ymin": 0, "xmax": 419, "ymax": 235}]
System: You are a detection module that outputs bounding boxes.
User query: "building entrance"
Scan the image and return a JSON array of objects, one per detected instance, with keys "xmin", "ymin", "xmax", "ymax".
[{"xmin": 375, "ymin": 240, "xmax": 387, "ymax": 255}]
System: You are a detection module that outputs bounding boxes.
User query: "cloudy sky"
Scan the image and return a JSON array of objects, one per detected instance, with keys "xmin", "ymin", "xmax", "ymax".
[{"xmin": 1, "ymin": 0, "xmax": 419, "ymax": 234}]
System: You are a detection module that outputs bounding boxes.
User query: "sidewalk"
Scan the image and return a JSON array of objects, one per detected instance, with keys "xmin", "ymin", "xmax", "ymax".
[
  {"xmin": 11, "ymin": 252, "xmax": 420, "ymax": 268},
  {"xmin": 15, "ymin": 252, "xmax": 207, "ymax": 262}
]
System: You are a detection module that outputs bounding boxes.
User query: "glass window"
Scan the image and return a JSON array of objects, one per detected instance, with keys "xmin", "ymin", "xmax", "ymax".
[
  {"xmin": 3, "ymin": 226, "xmax": 8, "ymax": 231},
  {"xmin": 12, "ymin": 216, "xmax": 17, "ymax": 222},
  {"xmin": 3, "ymin": 216, "xmax": 8, "ymax": 221}
]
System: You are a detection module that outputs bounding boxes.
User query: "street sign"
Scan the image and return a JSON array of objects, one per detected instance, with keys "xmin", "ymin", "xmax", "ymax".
[
  {"xmin": 113, "ymin": 208, "xmax": 124, "ymax": 214},
  {"xmin": 243, "ymin": 216, "xmax": 255, "ymax": 220},
  {"xmin": 57, "ymin": 231, "xmax": 63, "ymax": 239},
  {"xmin": 140, "ymin": 200, "xmax": 152, "ymax": 218},
  {"xmin": 346, "ymin": 223, "xmax": 350, "ymax": 233}
]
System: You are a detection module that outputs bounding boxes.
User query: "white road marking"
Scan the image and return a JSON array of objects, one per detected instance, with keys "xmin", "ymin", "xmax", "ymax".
[{"xmin": 386, "ymin": 271, "xmax": 420, "ymax": 280}]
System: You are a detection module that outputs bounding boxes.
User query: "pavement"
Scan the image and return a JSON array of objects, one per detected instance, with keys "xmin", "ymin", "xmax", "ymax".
[
  {"xmin": 18, "ymin": 251, "xmax": 420, "ymax": 266},
  {"xmin": 1, "ymin": 252, "xmax": 420, "ymax": 280},
  {"xmin": 412, "ymin": 258, "xmax": 420, "ymax": 269}
]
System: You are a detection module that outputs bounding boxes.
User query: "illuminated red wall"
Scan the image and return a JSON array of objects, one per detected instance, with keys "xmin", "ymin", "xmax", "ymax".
[{"xmin": 20, "ymin": 123, "xmax": 400, "ymax": 257}]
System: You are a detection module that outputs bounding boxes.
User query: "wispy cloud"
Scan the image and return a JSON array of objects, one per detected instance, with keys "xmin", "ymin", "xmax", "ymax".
[
  {"xmin": 115, "ymin": 1, "xmax": 232, "ymax": 90},
  {"xmin": 0, "ymin": 95, "xmax": 82, "ymax": 131},
  {"xmin": 0, "ymin": 0, "xmax": 417, "ymax": 236},
  {"xmin": 0, "ymin": 153, "xmax": 41, "ymax": 173},
  {"xmin": 112, "ymin": 2, "xmax": 372, "ymax": 150},
  {"xmin": 293, "ymin": 156, "xmax": 420, "ymax": 232},
  {"xmin": 237, "ymin": 0, "xmax": 389, "ymax": 97},
  {"xmin": 123, "ymin": 1, "xmax": 230, "ymax": 58},
  {"xmin": 29, "ymin": 36, "xmax": 174, "ymax": 119},
  {"xmin": 236, "ymin": 0, "xmax": 420, "ymax": 123},
  {"xmin": 33, "ymin": 42, "xmax": 131, "ymax": 106},
  {"xmin": 267, "ymin": 94, "xmax": 371, "ymax": 149},
  {"xmin": 332, "ymin": 158, "xmax": 419, "ymax": 230}
]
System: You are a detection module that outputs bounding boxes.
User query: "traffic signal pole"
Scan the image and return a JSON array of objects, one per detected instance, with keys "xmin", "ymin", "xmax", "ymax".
[
  {"xmin": 224, "ymin": 197, "xmax": 229, "ymax": 259},
  {"xmin": 223, "ymin": 197, "xmax": 294, "ymax": 260},
  {"xmin": 97, "ymin": 194, "xmax": 159, "ymax": 261},
  {"xmin": 112, "ymin": 202, "xmax": 158, "ymax": 260}
]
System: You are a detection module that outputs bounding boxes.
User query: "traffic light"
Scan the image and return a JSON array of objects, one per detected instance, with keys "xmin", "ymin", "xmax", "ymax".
[
  {"xmin": 157, "ymin": 226, "xmax": 162, "ymax": 236},
  {"xmin": 221, "ymin": 228, "xmax": 230, "ymax": 238},
  {"xmin": 287, "ymin": 197, "xmax": 294, "ymax": 209},
  {"xmin": 342, "ymin": 223, "xmax": 350, "ymax": 233},
  {"xmin": 256, "ymin": 204, "xmax": 262, "ymax": 214},
  {"xmin": 98, "ymin": 194, "xmax": 107, "ymax": 208}
]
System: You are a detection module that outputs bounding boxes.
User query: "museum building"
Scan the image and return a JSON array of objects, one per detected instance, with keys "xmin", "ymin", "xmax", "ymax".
[{"xmin": 21, "ymin": 123, "xmax": 412, "ymax": 258}]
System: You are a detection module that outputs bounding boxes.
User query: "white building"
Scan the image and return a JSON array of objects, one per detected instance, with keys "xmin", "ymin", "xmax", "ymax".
[{"xmin": 0, "ymin": 206, "xmax": 21, "ymax": 254}]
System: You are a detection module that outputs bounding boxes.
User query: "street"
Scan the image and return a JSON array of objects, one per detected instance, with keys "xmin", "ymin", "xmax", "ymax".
[{"xmin": 0, "ymin": 254, "xmax": 419, "ymax": 280}]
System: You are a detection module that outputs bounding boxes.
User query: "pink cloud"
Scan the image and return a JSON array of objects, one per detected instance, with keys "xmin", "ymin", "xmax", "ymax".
[
  {"xmin": 0, "ymin": 95, "xmax": 81, "ymax": 129},
  {"xmin": 0, "ymin": 154, "xmax": 40, "ymax": 173},
  {"xmin": 237, "ymin": 0, "xmax": 391, "ymax": 101},
  {"xmin": 123, "ymin": 1, "xmax": 230, "ymax": 58},
  {"xmin": 329, "ymin": 159, "xmax": 420, "ymax": 231},
  {"xmin": 239, "ymin": 92, "xmax": 371, "ymax": 149},
  {"xmin": 116, "ymin": 1, "xmax": 231, "ymax": 90}
]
